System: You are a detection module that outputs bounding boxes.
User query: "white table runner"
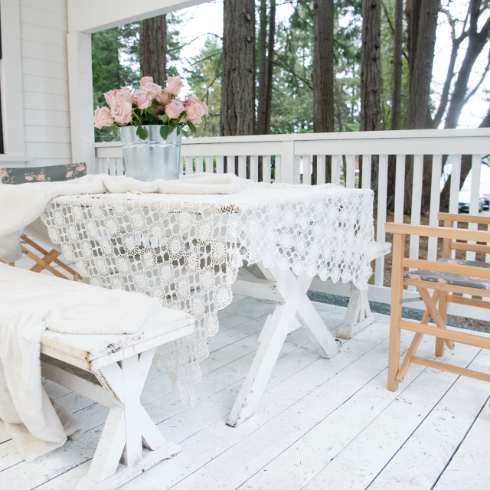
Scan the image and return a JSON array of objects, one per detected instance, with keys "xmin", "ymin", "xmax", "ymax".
[{"xmin": 42, "ymin": 184, "xmax": 374, "ymax": 405}]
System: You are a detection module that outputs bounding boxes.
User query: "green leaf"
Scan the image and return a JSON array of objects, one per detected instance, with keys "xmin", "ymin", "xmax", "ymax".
[
  {"xmin": 147, "ymin": 106, "xmax": 156, "ymax": 115},
  {"xmin": 158, "ymin": 114, "xmax": 169, "ymax": 124},
  {"xmin": 182, "ymin": 130, "xmax": 189, "ymax": 138},
  {"xmin": 177, "ymin": 127, "xmax": 181, "ymax": 136},
  {"xmin": 187, "ymin": 121, "xmax": 196, "ymax": 133},
  {"xmin": 136, "ymin": 125, "xmax": 148, "ymax": 140},
  {"xmin": 160, "ymin": 125, "xmax": 170, "ymax": 140},
  {"xmin": 169, "ymin": 119, "xmax": 178, "ymax": 129}
]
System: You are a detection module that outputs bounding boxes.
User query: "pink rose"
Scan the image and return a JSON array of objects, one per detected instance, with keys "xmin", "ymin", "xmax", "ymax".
[
  {"xmin": 133, "ymin": 89, "xmax": 152, "ymax": 109},
  {"xmin": 94, "ymin": 106, "xmax": 115, "ymax": 129},
  {"xmin": 139, "ymin": 76, "xmax": 162, "ymax": 99},
  {"xmin": 0, "ymin": 169, "xmax": 6, "ymax": 178},
  {"xmin": 76, "ymin": 164, "xmax": 85, "ymax": 172},
  {"xmin": 25, "ymin": 175, "xmax": 33, "ymax": 181},
  {"xmin": 184, "ymin": 95, "xmax": 208, "ymax": 124},
  {"xmin": 104, "ymin": 89, "xmax": 118, "ymax": 106},
  {"xmin": 66, "ymin": 171, "xmax": 73, "ymax": 178},
  {"xmin": 111, "ymin": 98, "xmax": 132, "ymax": 124},
  {"xmin": 37, "ymin": 174, "xmax": 46, "ymax": 181},
  {"xmin": 165, "ymin": 99, "xmax": 185, "ymax": 120},
  {"xmin": 115, "ymin": 87, "xmax": 133, "ymax": 103},
  {"xmin": 158, "ymin": 91, "xmax": 171, "ymax": 105},
  {"xmin": 164, "ymin": 76, "xmax": 184, "ymax": 96}
]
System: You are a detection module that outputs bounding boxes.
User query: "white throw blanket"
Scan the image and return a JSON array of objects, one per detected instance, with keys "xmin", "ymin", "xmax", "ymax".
[
  {"xmin": 0, "ymin": 263, "xmax": 174, "ymax": 462},
  {"xmin": 0, "ymin": 173, "xmax": 244, "ymax": 262}
]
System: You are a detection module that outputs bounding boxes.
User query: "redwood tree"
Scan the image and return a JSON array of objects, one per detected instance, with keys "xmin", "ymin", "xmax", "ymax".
[
  {"xmin": 313, "ymin": 0, "xmax": 334, "ymax": 184},
  {"xmin": 221, "ymin": 0, "xmax": 256, "ymax": 136},
  {"xmin": 142, "ymin": 15, "xmax": 167, "ymax": 84}
]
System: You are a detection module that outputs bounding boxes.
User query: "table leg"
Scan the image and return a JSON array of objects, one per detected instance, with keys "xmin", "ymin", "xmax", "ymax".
[{"xmin": 227, "ymin": 263, "xmax": 339, "ymax": 427}]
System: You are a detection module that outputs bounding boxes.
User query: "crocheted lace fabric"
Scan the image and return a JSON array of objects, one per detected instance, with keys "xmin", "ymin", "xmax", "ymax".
[{"xmin": 41, "ymin": 183, "xmax": 374, "ymax": 405}]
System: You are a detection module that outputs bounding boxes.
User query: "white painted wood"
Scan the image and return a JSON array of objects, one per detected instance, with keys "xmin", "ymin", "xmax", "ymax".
[
  {"xmin": 303, "ymin": 155, "xmax": 312, "ymax": 185},
  {"xmin": 20, "ymin": 4, "xmax": 67, "ymax": 31},
  {"xmin": 394, "ymin": 154, "xmax": 405, "ymax": 224},
  {"xmin": 409, "ymin": 154, "xmax": 423, "ymax": 265},
  {"xmin": 205, "ymin": 156, "xmax": 213, "ymax": 173},
  {"xmin": 361, "ymin": 154, "xmax": 371, "ymax": 189},
  {"xmin": 375, "ymin": 155, "xmax": 388, "ymax": 287},
  {"xmin": 226, "ymin": 155, "xmax": 235, "ymax": 175},
  {"xmin": 345, "ymin": 154, "xmax": 355, "ymax": 188},
  {"xmin": 467, "ymin": 154, "xmax": 482, "ymax": 262},
  {"xmin": 21, "ymin": 0, "xmax": 68, "ymax": 16},
  {"xmin": 116, "ymin": 158, "xmax": 124, "ymax": 176},
  {"xmin": 449, "ymin": 154, "xmax": 462, "ymax": 215},
  {"xmin": 227, "ymin": 262, "xmax": 339, "ymax": 427},
  {"xmin": 263, "ymin": 155, "xmax": 272, "ymax": 184},
  {"xmin": 316, "ymin": 155, "xmax": 326, "ymax": 185},
  {"xmin": 196, "ymin": 156, "xmax": 204, "ymax": 174},
  {"xmin": 428, "ymin": 154, "xmax": 443, "ymax": 262},
  {"xmin": 250, "ymin": 155, "xmax": 259, "ymax": 182},
  {"xmin": 24, "ymin": 126, "xmax": 71, "ymax": 143},
  {"xmin": 237, "ymin": 155, "xmax": 246, "ymax": 178},
  {"xmin": 1, "ymin": 0, "xmax": 26, "ymax": 157},
  {"xmin": 331, "ymin": 154, "xmax": 341, "ymax": 186},
  {"xmin": 280, "ymin": 140, "xmax": 299, "ymax": 184},
  {"xmin": 67, "ymin": 31, "xmax": 94, "ymax": 172},
  {"xmin": 215, "ymin": 155, "xmax": 224, "ymax": 174}
]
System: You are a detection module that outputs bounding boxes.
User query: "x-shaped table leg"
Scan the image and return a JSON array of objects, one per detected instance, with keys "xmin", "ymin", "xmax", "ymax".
[
  {"xmin": 227, "ymin": 263, "xmax": 339, "ymax": 427},
  {"xmin": 76, "ymin": 349, "xmax": 181, "ymax": 489}
]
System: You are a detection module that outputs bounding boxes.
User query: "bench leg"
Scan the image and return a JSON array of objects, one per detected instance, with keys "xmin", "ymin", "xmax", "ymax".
[
  {"xmin": 76, "ymin": 349, "xmax": 181, "ymax": 490},
  {"xmin": 336, "ymin": 288, "xmax": 376, "ymax": 340}
]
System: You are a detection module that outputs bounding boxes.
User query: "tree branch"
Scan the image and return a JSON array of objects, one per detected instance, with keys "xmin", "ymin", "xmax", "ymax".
[
  {"xmin": 188, "ymin": 52, "xmax": 221, "ymax": 66},
  {"xmin": 463, "ymin": 50, "xmax": 490, "ymax": 103}
]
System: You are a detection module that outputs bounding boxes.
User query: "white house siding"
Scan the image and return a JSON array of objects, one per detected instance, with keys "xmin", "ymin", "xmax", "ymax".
[{"xmin": 19, "ymin": 0, "xmax": 72, "ymax": 167}]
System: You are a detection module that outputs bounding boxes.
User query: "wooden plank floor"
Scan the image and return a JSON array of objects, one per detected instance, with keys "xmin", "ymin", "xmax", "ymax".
[{"xmin": 1, "ymin": 294, "xmax": 490, "ymax": 489}]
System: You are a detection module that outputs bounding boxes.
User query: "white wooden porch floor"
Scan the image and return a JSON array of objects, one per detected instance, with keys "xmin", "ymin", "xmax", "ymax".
[{"xmin": 1, "ymin": 293, "xmax": 490, "ymax": 489}]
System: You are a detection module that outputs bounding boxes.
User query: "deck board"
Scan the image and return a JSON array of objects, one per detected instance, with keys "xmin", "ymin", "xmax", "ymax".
[{"xmin": 1, "ymin": 297, "xmax": 489, "ymax": 489}]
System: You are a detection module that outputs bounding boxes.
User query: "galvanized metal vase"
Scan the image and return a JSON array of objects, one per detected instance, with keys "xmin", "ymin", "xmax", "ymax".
[{"xmin": 120, "ymin": 125, "xmax": 181, "ymax": 181}]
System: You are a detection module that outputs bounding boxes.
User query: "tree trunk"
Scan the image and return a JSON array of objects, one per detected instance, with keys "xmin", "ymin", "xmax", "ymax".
[
  {"xmin": 391, "ymin": 0, "xmax": 403, "ymax": 130},
  {"xmin": 360, "ymin": 0, "xmax": 381, "ymax": 200},
  {"xmin": 256, "ymin": 0, "xmax": 268, "ymax": 135},
  {"xmin": 444, "ymin": 0, "xmax": 490, "ymax": 129},
  {"xmin": 405, "ymin": 0, "xmax": 440, "ymax": 214},
  {"xmin": 142, "ymin": 15, "xmax": 167, "ymax": 84},
  {"xmin": 439, "ymin": 107, "xmax": 490, "ymax": 211},
  {"xmin": 264, "ymin": 0, "xmax": 276, "ymax": 133},
  {"xmin": 313, "ymin": 0, "xmax": 335, "ymax": 184},
  {"xmin": 221, "ymin": 0, "xmax": 256, "ymax": 136}
]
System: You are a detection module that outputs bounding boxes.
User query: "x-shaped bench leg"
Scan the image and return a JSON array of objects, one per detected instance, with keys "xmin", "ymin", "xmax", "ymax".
[
  {"xmin": 227, "ymin": 263, "xmax": 339, "ymax": 427},
  {"xmin": 76, "ymin": 349, "xmax": 181, "ymax": 490}
]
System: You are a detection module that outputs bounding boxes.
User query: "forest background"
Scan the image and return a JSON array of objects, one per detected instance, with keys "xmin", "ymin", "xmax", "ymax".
[{"xmin": 92, "ymin": 0, "xmax": 490, "ymax": 212}]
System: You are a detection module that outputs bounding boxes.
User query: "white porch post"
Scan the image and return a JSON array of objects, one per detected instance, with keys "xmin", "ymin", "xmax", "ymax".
[{"xmin": 67, "ymin": 31, "xmax": 95, "ymax": 172}]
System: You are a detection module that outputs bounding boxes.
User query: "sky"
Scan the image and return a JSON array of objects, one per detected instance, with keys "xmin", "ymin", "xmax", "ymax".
[{"xmin": 165, "ymin": 0, "xmax": 489, "ymax": 128}]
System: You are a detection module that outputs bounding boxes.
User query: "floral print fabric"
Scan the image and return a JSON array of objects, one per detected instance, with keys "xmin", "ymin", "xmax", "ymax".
[
  {"xmin": 1, "ymin": 163, "xmax": 86, "ymax": 185},
  {"xmin": 404, "ymin": 257, "xmax": 490, "ymax": 290}
]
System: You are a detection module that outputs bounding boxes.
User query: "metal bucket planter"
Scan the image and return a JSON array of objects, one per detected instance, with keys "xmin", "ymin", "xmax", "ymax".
[{"xmin": 120, "ymin": 125, "xmax": 181, "ymax": 181}]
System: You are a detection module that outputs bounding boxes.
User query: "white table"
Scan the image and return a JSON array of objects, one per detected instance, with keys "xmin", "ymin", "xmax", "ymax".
[{"xmin": 42, "ymin": 184, "xmax": 375, "ymax": 424}]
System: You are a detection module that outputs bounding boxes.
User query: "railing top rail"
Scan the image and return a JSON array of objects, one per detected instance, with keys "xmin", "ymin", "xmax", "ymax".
[{"xmin": 94, "ymin": 127, "xmax": 490, "ymax": 148}]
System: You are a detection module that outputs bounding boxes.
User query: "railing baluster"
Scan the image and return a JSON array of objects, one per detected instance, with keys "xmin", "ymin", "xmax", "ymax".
[
  {"xmin": 394, "ymin": 154, "xmax": 405, "ymax": 224},
  {"xmin": 375, "ymin": 154, "xmax": 388, "ymax": 287},
  {"xmin": 273, "ymin": 155, "xmax": 280, "ymax": 183},
  {"xmin": 467, "ymin": 154, "xmax": 482, "ymax": 262},
  {"xmin": 263, "ymin": 155, "xmax": 272, "ymax": 183},
  {"xmin": 317, "ymin": 155, "xmax": 326, "ymax": 185},
  {"xmin": 205, "ymin": 156, "xmax": 214, "ymax": 173},
  {"xmin": 196, "ymin": 156, "xmax": 203, "ymax": 174},
  {"xmin": 361, "ymin": 154, "xmax": 371, "ymax": 189},
  {"xmin": 216, "ymin": 156, "xmax": 224, "ymax": 174},
  {"xmin": 345, "ymin": 155, "xmax": 355, "ymax": 188},
  {"xmin": 238, "ymin": 156, "xmax": 246, "ymax": 178},
  {"xmin": 448, "ymin": 155, "xmax": 462, "ymax": 259},
  {"xmin": 227, "ymin": 155, "xmax": 236, "ymax": 174},
  {"xmin": 303, "ymin": 155, "xmax": 312, "ymax": 185},
  {"xmin": 331, "ymin": 155, "xmax": 340, "ymax": 186},
  {"xmin": 179, "ymin": 156, "xmax": 184, "ymax": 177},
  {"xmin": 116, "ymin": 158, "xmax": 124, "ymax": 176},
  {"xmin": 408, "ymin": 154, "xmax": 423, "ymax": 290},
  {"xmin": 427, "ymin": 154, "xmax": 443, "ymax": 262},
  {"xmin": 102, "ymin": 158, "xmax": 109, "ymax": 175},
  {"xmin": 109, "ymin": 158, "xmax": 116, "ymax": 176},
  {"xmin": 250, "ymin": 155, "xmax": 259, "ymax": 181}
]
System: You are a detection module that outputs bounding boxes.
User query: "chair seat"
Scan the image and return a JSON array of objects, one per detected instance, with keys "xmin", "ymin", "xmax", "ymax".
[{"xmin": 404, "ymin": 257, "xmax": 490, "ymax": 291}]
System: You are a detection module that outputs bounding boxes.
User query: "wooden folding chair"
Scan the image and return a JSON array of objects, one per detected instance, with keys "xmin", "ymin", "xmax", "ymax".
[
  {"xmin": 386, "ymin": 213, "xmax": 490, "ymax": 392},
  {"xmin": 1, "ymin": 163, "xmax": 86, "ymax": 280}
]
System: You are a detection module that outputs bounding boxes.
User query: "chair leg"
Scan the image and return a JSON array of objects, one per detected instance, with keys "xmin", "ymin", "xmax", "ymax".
[
  {"xmin": 435, "ymin": 291, "xmax": 450, "ymax": 356},
  {"xmin": 388, "ymin": 233, "xmax": 405, "ymax": 392}
]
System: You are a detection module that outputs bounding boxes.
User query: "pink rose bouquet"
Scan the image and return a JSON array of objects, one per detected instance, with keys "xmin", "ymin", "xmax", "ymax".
[{"xmin": 93, "ymin": 75, "xmax": 206, "ymax": 140}]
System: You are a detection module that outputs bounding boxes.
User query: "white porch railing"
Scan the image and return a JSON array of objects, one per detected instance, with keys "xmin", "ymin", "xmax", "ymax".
[{"xmin": 94, "ymin": 128, "xmax": 490, "ymax": 322}]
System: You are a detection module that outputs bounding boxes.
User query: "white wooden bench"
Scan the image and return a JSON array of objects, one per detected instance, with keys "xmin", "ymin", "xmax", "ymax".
[{"xmin": 40, "ymin": 307, "xmax": 194, "ymax": 489}]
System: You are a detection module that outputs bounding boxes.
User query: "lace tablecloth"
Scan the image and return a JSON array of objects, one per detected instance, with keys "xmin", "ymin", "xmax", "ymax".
[{"xmin": 41, "ymin": 184, "xmax": 374, "ymax": 404}]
